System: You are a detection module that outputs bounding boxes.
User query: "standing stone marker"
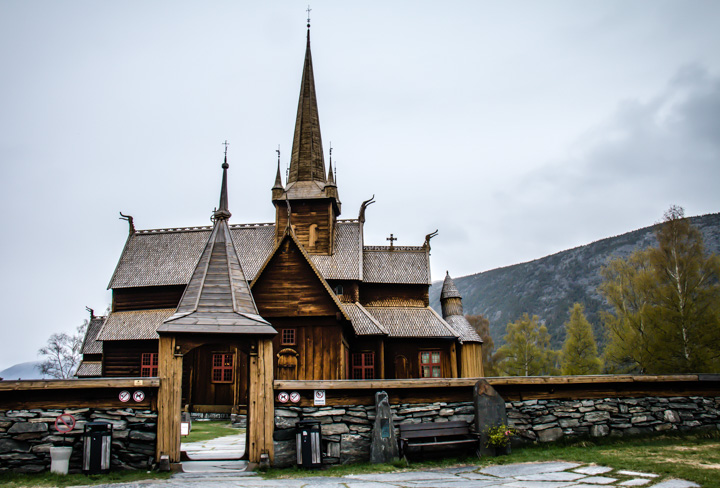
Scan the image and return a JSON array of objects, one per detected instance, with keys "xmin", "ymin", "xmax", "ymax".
[
  {"xmin": 474, "ymin": 379, "xmax": 509, "ymax": 456},
  {"xmin": 370, "ymin": 391, "xmax": 399, "ymax": 463}
]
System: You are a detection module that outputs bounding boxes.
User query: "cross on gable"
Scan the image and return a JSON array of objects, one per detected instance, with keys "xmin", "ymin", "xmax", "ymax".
[{"xmin": 386, "ymin": 233, "xmax": 397, "ymax": 250}]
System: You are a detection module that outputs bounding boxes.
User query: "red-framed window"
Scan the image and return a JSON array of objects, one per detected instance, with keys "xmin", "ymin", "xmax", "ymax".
[
  {"xmin": 352, "ymin": 352, "xmax": 375, "ymax": 379},
  {"xmin": 140, "ymin": 353, "xmax": 158, "ymax": 377},
  {"xmin": 420, "ymin": 351, "xmax": 442, "ymax": 378},
  {"xmin": 281, "ymin": 328, "xmax": 296, "ymax": 346},
  {"xmin": 212, "ymin": 353, "xmax": 234, "ymax": 383}
]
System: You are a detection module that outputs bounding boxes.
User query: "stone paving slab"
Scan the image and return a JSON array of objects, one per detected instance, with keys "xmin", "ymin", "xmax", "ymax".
[
  {"xmin": 579, "ymin": 477, "xmax": 617, "ymax": 485},
  {"xmin": 481, "ymin": 462, "xmax": 582, "ymax": 477},
  {"xmin": 618, "ymin": 479, "xmax": 651, "ymax": 486},
  {"xmin": 650, "ymin": 481, "xmax": 700, "ymax": 488},
  {"xmin": 574, "ymin": 467, "xmax": 613, "ymax": 475},
  {"xmin": 346, "ymin": 472, "xmax": 457, "ymax": 482},
  {"xmin": 516, "ymin": 472, "xmax": 587, "ymax": 482},
  {"xmin": 503, "ymin": 482, "xmax": 578, "ymax": 488},
  {"xmin": 616, "ymin": 471, "xmax": 658, "ymax": 478}
]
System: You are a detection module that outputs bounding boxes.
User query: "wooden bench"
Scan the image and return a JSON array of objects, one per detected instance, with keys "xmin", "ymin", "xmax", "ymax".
[{"xmin": 398, "ymin": 421, "xmax": 478, "ymax": 459}]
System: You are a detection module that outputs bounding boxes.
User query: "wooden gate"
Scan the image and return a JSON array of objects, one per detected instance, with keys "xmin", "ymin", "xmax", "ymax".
[{"xmin": 156, "ymin": 335, "xmax": 274, "ymax": 465}]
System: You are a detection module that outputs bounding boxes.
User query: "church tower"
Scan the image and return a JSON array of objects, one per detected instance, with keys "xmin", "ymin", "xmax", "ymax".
[{"xmin": 272, "ymin": 25, "xmax": 341, "ymax": 254}]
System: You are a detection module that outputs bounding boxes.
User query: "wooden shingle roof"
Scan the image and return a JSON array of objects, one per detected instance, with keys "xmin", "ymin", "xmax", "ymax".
[
  {"xmin": 81, "ymin": 315, "xmax": 106, "ymax": 354},
  {"xmin": 75, "ymin": 361, "xmax": 101, "ymax": 377},
  {"xmin": 362, "ymin": 246, "xmax": 430, "ymax": 285},
  {"xmin": 362, "ymin": 306, "xmax": 458, "ymax": 338},
  {"xmin": 97, "ymin": 309, "xmax": 175, "ymax": 340}
]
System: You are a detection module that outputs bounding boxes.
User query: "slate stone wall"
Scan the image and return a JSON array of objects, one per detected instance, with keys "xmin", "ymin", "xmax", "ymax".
[
  {"xmin": 273, "ymin": 401, "xmax": 475, "ymax": 467},
  {"xmin": 509, "ymin": 396, "xmax": 720, "ymax": 443},
  {"xmin": 273, "ymin": 395, "xmax": 720, "ymax": 467},
  {"xmin": 0, "ymin": 408, "xmax": 157, "ymax": 473}
]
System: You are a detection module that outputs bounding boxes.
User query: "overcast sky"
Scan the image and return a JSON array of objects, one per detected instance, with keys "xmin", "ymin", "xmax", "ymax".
[{"xmin": 1, "ymin": 1, "xmax": 719, "ymax": 371}]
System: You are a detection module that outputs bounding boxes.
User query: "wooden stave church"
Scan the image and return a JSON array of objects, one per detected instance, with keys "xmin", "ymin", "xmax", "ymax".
[{"xmin": 76, "ymin": 27, "xmax": 483, "ymax": 415}]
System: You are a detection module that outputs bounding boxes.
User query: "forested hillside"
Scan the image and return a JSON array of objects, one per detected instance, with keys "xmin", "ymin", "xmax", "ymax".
[{"xmin": 430, "ymin": 213, "xmax": 720, "ymax": 348}]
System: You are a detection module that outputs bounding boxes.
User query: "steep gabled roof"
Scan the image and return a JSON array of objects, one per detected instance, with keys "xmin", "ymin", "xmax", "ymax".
[
  {"xmin": 158, "ymin": 158, "xmax": 275, "ymax": 336},
  {"xmin": 81, "ymin": 315, "xmax": 106, "ymax": 354}
]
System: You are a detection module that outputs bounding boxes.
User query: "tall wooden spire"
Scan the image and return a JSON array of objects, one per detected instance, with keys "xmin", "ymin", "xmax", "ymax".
[
  {"xmin": 288, "ymin": 27, "xmax": 326, "ymax": 186},
  {"xmin": 159, "ymin": 155, "xmax": 276, "ymax": 335}
]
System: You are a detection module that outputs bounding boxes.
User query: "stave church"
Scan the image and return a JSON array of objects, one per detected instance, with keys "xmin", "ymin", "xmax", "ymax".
[{"xmin": 77, "ymin": 24, "xmax": 483, "ymax": 415}]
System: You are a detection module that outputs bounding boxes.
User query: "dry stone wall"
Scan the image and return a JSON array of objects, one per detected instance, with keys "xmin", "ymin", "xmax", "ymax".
[
  {"xmin": 0, "ymin": 408, "xmax": 157, "ymax": 473},
  {"xmin": 273, "ymin": 395, "xmax": 720, "ymax": 467}
]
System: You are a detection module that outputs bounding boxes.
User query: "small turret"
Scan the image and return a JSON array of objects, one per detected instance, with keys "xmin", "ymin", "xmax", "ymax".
[{"xmin": 440, "ymin": 271, "xmax": 464, "ymax": 319}]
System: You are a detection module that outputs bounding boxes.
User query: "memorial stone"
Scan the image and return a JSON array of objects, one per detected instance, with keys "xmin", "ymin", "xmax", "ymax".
[
  {"xmin": 370, "ymin": 391, "xmax": 399, "ymax": 463},
  {"xmin": 474, "ymin": 379, "xmax": 509, "ymax": 456}
]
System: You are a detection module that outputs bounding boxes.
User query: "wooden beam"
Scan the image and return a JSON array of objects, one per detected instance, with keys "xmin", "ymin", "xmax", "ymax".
[
  {"xmin": 449, "ymin": 342, "xmax": 458, "ymax": 378},
  {"xmin": 0, "ymin": 378, "xmax": 160, "ymax": 391}
]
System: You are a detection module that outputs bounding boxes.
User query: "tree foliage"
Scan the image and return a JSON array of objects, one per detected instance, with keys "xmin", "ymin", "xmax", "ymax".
[
  {"xmin": 600, "ymin": 206, "xmax": 720, "ymax": 374},
  {"xmin": 560, "ymin": 303, "xmax": 602, "ymax": 375},
  {"xmin": 38, "ymin": 320, "xmax": 87, "ymax": 379},
  {"xmin": 466, "ymin": 314, "xmax": 499, "ymax": 376},
  {"xmin": 496, "ymin": 313, "xmax": 558, "ymax": 376}
]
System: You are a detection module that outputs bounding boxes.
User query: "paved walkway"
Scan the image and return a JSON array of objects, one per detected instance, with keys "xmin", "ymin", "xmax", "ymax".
[
  {"xmin": 79, "ymin": 461, "xmax": 700, "ymax": 488},
  {"xmin": 181, "ymin": 432, "xmax": 245, "ymax": 461}
]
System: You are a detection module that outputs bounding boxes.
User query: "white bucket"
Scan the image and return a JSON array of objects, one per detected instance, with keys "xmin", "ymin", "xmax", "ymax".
[{"xmin": 50, "ymin": 446, "xmax": 73, "ymax": 474}]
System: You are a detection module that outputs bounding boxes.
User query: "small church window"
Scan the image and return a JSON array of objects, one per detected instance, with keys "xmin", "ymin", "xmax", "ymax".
[
  {"xmin": 212, "ymin": 353, "xmax": 234, "ymax": 383},
  {"xmin": 352, "ymin": 352, "xmax": 374, "ymax": 379},
  {"xmin": 281, "ymin": 328, "xmax": 296, "ymax": 346},
  {"xmin": 334, "ymin": 285, "xmax": 344, "ymax": 296},
  {"xmin": 140, "ymin": 353, "xmax": 158, "ymax": 377},
  {"xmin": 420, "ymin": 351, "xmax": 442, "ymax": 378}
]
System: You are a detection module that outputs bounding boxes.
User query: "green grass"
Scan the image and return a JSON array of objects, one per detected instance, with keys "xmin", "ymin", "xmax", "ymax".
[
  {"xmin": 0, "ymin": 470, "xmax": 171, "ymax": 488},
  {"xmin": 181, "ymin": 420, "xmax": 244, "ymax": 443},
  {"xmin": 263, "ymin": 431, "xmax": 720, "ymax": 487}
]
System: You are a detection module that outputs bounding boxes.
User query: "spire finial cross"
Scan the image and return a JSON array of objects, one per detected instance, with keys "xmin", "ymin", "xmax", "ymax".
[
  {"xmin": 386, "ymin": 233, "xmax": 397, "ymax": 250},
  {"xmin": 222, "ymin": 140, "xmax": 229, "ymax": 157},
  {"xmin": 276, "ymin": 144, "xmax": 281, "ymax": 163},
  {"xmin": 306, "ymin": 5, "xmax": 312, "ymax": 26}
]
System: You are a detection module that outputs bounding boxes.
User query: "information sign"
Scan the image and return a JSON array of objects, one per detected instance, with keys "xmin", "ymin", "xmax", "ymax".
[
  {"xmin": 54, "ymin": 414, "xmax": 76, "ymax": 434},
  {"xmin": 119, "ymin": 390, "xmax": 131, "ymax": 403},
  {"xmin": 277, "ymin": 391, "xmax": 289, "ymax": 403},
  {"xmin": 290, "ymin": 391, "xmax": 301, "ymax": 403},
  {"xmin": 313, "ymin": 389, "xmax": 326, "ymax": 406}
]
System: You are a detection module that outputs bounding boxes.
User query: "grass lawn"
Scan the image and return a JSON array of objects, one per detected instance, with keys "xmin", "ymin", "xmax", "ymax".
[
  {"xmin": 263, "ymin": 430, "xmax": 720, "ymax": 487},
  {"xmin": 181, "ymin": 420, "xmax": 244, "ymax": 443},
  {"xmin": 0, "ymin": 470, "xmax": 171, "ymax": 488}
]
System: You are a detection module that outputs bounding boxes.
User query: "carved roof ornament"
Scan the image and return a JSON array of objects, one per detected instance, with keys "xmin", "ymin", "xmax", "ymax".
[
  {"xmin": 273, "ymin": 145, "xmax": 283, "ymax": 190},
  {"xmin": 358, "ymin": 195, "xmax": 375, "ymax": 223},
  {"xmin": 423, "ymin": 229, "xmax": 439, "ymax": 250},
  {"xmin": 119, "ymin": 212, "xmax": 135, "ymax": 235}
]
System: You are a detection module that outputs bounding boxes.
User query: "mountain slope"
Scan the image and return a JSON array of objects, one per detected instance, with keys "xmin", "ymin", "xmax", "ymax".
[
  {"xmin": 430, "ymin": 212, "xmax": 720, "ymax": 348},
  {"xmin": 0, "ymin": 361, "xmax": 50, "ymax": 380}
]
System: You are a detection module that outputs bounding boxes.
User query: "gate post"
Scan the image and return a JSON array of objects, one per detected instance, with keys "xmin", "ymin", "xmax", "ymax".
[
  {"xmin": 248, "ymin": 338, "xmax": 275, "ymax": 463},
  {"xmin": 157, "ymin": 335, "xmax": 183, "ymax": 463}
]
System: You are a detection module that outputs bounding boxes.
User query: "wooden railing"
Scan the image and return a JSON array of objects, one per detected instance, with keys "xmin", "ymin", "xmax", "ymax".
[
  {"xmin": 0, "ymin": 377, "xmax": 160, "ymax": 410},
  {"xmin": 273, "ymin": 374, "xmax": 720, "ymax": 406}
]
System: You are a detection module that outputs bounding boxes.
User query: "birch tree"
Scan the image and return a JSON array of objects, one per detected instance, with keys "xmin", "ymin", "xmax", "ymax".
[
  {"xmin": 38, "ymin": 320, "xmax": 87, "ymax": 379},
  {"xmin": 497, "ymin": 314, "xmax": 558, "ymax": 376}
]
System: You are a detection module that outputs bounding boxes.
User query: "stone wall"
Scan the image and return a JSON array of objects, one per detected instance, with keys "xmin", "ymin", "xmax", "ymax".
[
  {"xmin": 273, "ymin": 401, "xmax": 474, "ymax": 467},
  {"xmin": 273, "ymin": 395, "xmax": 720, "ymax": 467},
  {"xmin": 509, "ymin": 396, "xmax": 720, "ymax": 443},
  {"xmin": 0, "ymin": 408, "xmax": 157, "ymax": 473}
]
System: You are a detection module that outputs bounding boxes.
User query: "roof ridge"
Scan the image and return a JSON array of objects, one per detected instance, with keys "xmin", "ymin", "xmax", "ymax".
[
  {"xmin": 135, "ymin": 222, "xmax": 276, "ymax": 234},
  {"xmin": 364, "ymin": 245, "xmax": 426, "ymax": 252}
]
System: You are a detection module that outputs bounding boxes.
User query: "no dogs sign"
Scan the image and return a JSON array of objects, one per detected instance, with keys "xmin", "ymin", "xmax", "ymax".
[{"xmin": 313, "ymin": 389, "xmax": 326, "ymax": 406}]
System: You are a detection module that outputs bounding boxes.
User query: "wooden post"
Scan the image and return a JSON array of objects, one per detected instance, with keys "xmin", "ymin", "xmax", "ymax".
[
  {"xmin": 157, "ymin": 335, "xmax": 183, "ymax": 463},
  {"xmin": 248, "ymin": 338, "xmax": 275, "ymax": 463},
  {"xmin": 450, "ymin": 342, "xmax": 458, "ymax": 378},
  {"xmin": 379, "ymin": 339, "xmax": 385, "ymax": 379}
]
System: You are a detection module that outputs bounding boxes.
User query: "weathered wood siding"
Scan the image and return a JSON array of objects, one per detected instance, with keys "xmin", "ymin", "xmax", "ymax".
[
  {"xmin": 181, "ymin": 343, "xmax": 249, "ymax": 408},
  {"xmin": 360, "ymin": 284, "xmax": 428, "ymax": 307},
  {"xmin": 103, "ymin": 340, "xmax": 158, "ymax": 377},
  {"xmin": 113, "ymin": 285, "xmax": 184, "ymax": 312},
  {"xmin": 384, "ymin": 339, "xmax": 454, "ymax": 379},
  {"xmin": 271, "ymin": 318, "xmax": 344, "ymax": 380},
  {"xmin": 460, "ymin": 342, "xmax": 483, "ymax": 378},
  {"xmin": 275, "ymin": 200, "xmax": 335, "ymax": 254},
  {"xmin": 253, "ymin": 238, "xmax": 339, "ymax": 317}
]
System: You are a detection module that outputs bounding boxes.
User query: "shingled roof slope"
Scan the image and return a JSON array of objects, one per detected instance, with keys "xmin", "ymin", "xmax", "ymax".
[
  {"xmin": 446, "ymin": 315, "xmax": 483, "ymax": 343},
  {"xmin": 97, "ymin": 309, "xmax": 175, "ymax": 340},
  {"xmin": 363, "ymin": 306, "xmax": 457, "ymax": 338},
  {"xmin": 81, "ymin": 315, "xmax": 106, "ymax": 354},
  {"xmin": 75, "ymin": 361, "xmax": 101, "ymax": 377},
  {"xmin": 362, "ymin": 246, "xmax": 430, "ymax": 285},
  {"xmin": 342, "ymin": 302, "xmax": 388, "ymax": 336},
  {"xmin": 109, "ymin": 221, "xmax": 363, "ymax": 289}
]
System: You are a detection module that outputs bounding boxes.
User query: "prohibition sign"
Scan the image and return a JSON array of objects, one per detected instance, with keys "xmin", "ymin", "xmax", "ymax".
[
  {"xmin": 277, "ymin": 391, "xmax": 289, "ymax": 403},
  {"xmin": 289, "ymin": 391, "xmax": 301, "ymax": 403},
  {"xmin": 133, "ymin": 390, "xmax": 145, "ymax": 402},
  {"xmin": 55, "ymin": 414, "xmax": 76, "ymax": 434},
  {"xmin": 119, "ymin": 390, "xmax": 131, "ymax": 403}
]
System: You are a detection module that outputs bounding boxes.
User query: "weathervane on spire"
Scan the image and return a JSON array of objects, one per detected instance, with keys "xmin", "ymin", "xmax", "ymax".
[{"xmin": 276, "ymin": 145, "xmax": 281, "ymax": 164}]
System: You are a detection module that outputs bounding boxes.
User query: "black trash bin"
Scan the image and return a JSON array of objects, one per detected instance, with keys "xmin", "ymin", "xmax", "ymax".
[
  {"xmin": 296, "ymin": 420, "xmax": 322, "ymax": 468},
  {"xmin": 82, "ymin": 421, "xmax": 112, "ymax": 474}
]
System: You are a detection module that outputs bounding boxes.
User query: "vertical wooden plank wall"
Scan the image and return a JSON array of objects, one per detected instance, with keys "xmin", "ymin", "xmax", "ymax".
[
  {"xmin": 157, "ymin": 335, "xmax": 183, "ymax": 462},
  {"xmin": 460, "ymin": 343, "xmax": 484, "ymax": 378},
  {"xmin": 248, "ymin": 338, "xmax": 275, "ymax": 463}
]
